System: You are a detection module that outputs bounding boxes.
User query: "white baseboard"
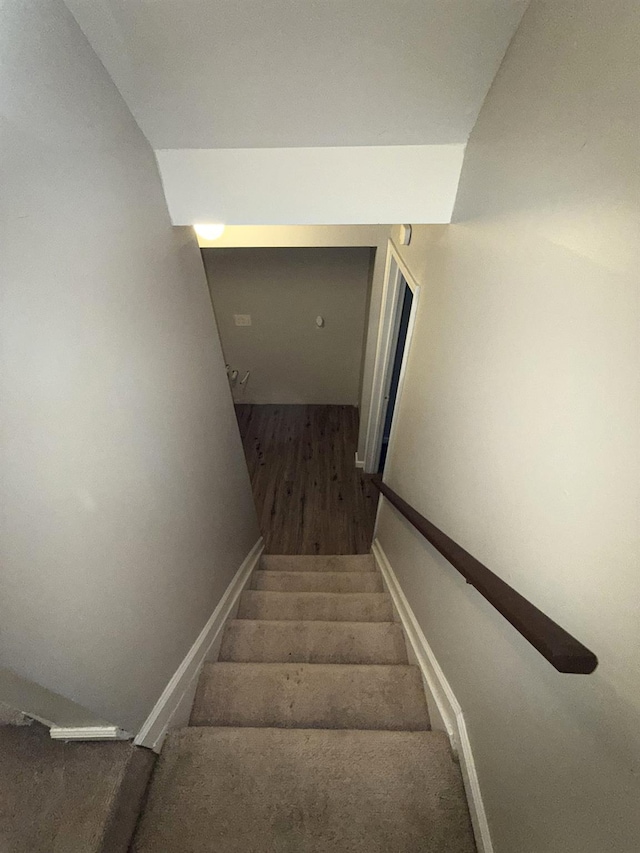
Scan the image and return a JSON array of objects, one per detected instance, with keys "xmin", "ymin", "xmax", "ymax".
[
  {"xmin": 50, "ymin": 725, "xmax": 131, "ymax": 741},
  {"xmin": 354, "ymin": 452, "xmax": 364, "ymax": 469},
  {"xmin": 371, "ymin": 539, "xmax": 493, "ymax": 853},
  {"xmin": 134, "ymin": 537, "xmax": 264, "ymax": 752}
]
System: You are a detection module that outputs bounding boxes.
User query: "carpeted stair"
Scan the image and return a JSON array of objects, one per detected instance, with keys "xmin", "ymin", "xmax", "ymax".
[
  {"xmin": 0, "ymin": 721, "xmax": 154, "ymax": 853},
  {"xmin": 132, "ymin": 554, "xmax": 476, "ymax": 852}
]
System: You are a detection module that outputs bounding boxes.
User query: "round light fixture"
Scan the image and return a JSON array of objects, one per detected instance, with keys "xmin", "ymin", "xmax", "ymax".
[{"xmin": 194, "ymin": 223, "xmax": 225, "ymax": 241}]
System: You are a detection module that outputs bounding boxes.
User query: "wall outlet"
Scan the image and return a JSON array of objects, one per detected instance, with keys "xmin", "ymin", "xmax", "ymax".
[{"xmin": 234, "ymin": 314, "xmax": 252, "ymax": 326}]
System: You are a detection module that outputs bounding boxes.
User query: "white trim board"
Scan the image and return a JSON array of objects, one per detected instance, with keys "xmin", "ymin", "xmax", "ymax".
[
  {"xmin": 50, "ymin": 726, "xmax": 130, "ymax": 741},
  {"xmin": 354, "ymin": 452, "xmax": 364, "ymax": 469},
  {"xmin": 363, "ymin": 239, "xmax": 421, "ymax": 474},
  {"xmin": 371, "ymin": 538, "xmax": 493, "ymax": 853},
  {"xmin": 134, "ymin": 537, "xmax": 264, "ymax": 751}
]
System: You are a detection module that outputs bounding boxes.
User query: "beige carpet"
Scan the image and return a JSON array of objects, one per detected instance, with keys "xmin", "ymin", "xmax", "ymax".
[
  {"xmin": 132, "ymin": 553, "xmax": 476, "ymax": 852},
  {"xmin": 252, "ymin": 568, "xmax": 383, "ymax": 592},
  {"xmin": 220, "ymin": 619, "xmax": 408, "ymax": 664},
  {"xmin": 0, "ymin": 721, "xmax": 154, "ymax": 853},
  {"xmin": 190, "ymin": 662, "xmax": 431, "ymax": 730},
  {"xmin": 238, "ymin": 590, "xmax": 394, "ymax": 621},
  {"xmin": 133, "ymin": 728, "xmax": 475, "ymax": 853}
]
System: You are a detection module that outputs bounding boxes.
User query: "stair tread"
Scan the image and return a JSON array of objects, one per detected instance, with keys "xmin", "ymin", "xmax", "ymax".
[
  {"xmin": 252, "ymin": 570, "xmax": 383, "ymax": 593},
  {"xmin": 132, "ymin": 727, "xmax": 475, "ymax": 853},
  {"xmin": 261, "ymin": 554, "xmax": 376, "ymax": 573},
  {"xmin": 238, "ymin": 589, "xmax": 394, "ymax": 622},
  {"xmin": 191, "ymin": 662, "xmax": 430, "ymax": 730},
  {"xmin": 220, "ymin": 619, "xmax": 408, "ymax": 664}
]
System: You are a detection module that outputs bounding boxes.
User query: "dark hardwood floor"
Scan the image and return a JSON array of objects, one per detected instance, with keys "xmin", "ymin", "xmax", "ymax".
[{"xmin": 235, "ymin": 405, "xmax": 378, "ymax": 555}]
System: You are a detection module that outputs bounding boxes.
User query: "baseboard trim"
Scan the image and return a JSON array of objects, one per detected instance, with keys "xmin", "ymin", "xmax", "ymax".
[
  {"xmin": 354, "ymin": 452, "xmax": 364, "ymax": 469},
  {"xmin": 134, "ymin": 537, "xmax": 264, "ymax": 752},
  {"xmin": 371, "ymin": 538, "xmax": 493, "ymax": 853},
  {"xmin": 50, "ymin": 726, "xmax": 131, "ymax": 741}
]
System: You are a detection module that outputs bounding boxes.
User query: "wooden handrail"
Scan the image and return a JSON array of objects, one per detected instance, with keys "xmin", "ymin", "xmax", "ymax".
[{"xmin": 371, "ymin": 475, "xmax": 598, "ymax": 674}]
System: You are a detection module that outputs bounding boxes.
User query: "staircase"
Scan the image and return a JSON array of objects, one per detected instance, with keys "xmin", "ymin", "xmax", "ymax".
[{"xmin": 132, "ymin": 554, "xmax": 476, "ymax": 852}]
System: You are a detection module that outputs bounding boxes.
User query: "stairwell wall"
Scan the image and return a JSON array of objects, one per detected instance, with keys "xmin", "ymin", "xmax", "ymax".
[
  {"xmin": 0, "ymin": 0, "xmax": 259, "ymax": 734},
  {"xmin": 203, "ymin": 247, "xmax": 372, "ymax": 405},
  {"xmin": 376, "ymin": 2, "xmax": 640, "ymax": 851}
]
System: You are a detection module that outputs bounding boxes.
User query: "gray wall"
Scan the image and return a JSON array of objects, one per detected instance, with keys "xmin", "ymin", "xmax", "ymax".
[
  {"xmin": 0, "ymin": 0, "xmax": 259, "ymax": 734},
  {"xmin": 203, "ymin": 247, "xmax": 372, "ymax": 405},
  {"xmin": 377, "ymin": 2, "xmax": 640, "ymax": 851}
]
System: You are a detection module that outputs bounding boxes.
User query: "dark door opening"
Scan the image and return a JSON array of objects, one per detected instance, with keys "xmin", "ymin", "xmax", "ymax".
[{"xmin": 378, "ymin": 278, "xmax": 413, "ymax": 473}]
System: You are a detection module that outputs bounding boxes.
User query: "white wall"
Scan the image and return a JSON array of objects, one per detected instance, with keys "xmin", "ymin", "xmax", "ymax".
[
  {"xmin": 64, "ymin": 0, "xmax": 527, "ymax": 149},
  {"xmin": 203, "ymin": 248, "xmax": 372, "ymax": 405},
  {"xmin": 155, "ymin": 145, "xmax": 465, "ymax": 225},
  {"xmin": 376, "ymin": 2, "xmax": 640, "ymax": 851},
  {"xmin": 0, "ymin": 0, "xmax": 259, "ymax": 735},
  {"xmin": 0, "ymin": 668, "xmax": 108, "ymax": 729}
]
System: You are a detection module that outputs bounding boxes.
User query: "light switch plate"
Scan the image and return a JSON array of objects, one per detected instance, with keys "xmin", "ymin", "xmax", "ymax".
[{"xmin": 234, "ymin": 314, "xmax": 252, "ymax": 326}]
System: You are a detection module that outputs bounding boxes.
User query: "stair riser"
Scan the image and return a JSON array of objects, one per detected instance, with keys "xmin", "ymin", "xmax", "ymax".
[
  {"xmin": 260, "ymin": 555, "xmax": 376, "ymax": 573},
  {"xmin": 252, "ymin": 570, "xmax": 383, "ymax": 593},
  {"xmin": 191, "ymin": 663, "xmax": 430, "ymax": 731},
  {"xmin": 238, "ymin": 591, "xmax": 393, "ymax": 622},
  {"xmin": 219, "ymin": 621, "xmax": 408, "ymax": 665}
]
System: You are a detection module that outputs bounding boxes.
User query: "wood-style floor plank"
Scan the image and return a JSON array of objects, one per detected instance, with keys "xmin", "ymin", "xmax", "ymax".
[{"xmin": 235, "ymin": 404, "xmax": 377, "ymax": 555}]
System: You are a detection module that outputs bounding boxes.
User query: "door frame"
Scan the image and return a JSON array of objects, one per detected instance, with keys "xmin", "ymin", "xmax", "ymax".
[{"xmin": 363, "ymin": 239, "xmax": 420, "ymax": 473}]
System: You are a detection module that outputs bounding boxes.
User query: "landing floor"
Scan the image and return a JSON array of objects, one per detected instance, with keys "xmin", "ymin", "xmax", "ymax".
[{"xmin": 235, "ymin": 404, "xmax": 377, "ymax": 554}]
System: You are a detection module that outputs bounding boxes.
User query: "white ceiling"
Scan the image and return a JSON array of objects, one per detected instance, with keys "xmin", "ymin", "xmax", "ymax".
[{"xmin": 65, "ymin": 0, "xmax": 528, "ymax": 150}]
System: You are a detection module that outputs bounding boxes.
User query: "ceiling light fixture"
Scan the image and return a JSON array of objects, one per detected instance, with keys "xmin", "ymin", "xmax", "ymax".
[{"xmin": 194, "ymin": 223, "xmax": 225, "ymax": 241}]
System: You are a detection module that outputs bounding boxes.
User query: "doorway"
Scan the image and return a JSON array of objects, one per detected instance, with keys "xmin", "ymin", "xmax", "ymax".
[
  {"xmin": 378, "ymin": 278, "xmax": 413, "ymax": 473},
  {"xmin": 363, "ymin": 242, "xmax": 420, "ymax": 474},
  {"xmin": 201, "ymin": 243, "xmax": 379, "ymax": 553}
]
